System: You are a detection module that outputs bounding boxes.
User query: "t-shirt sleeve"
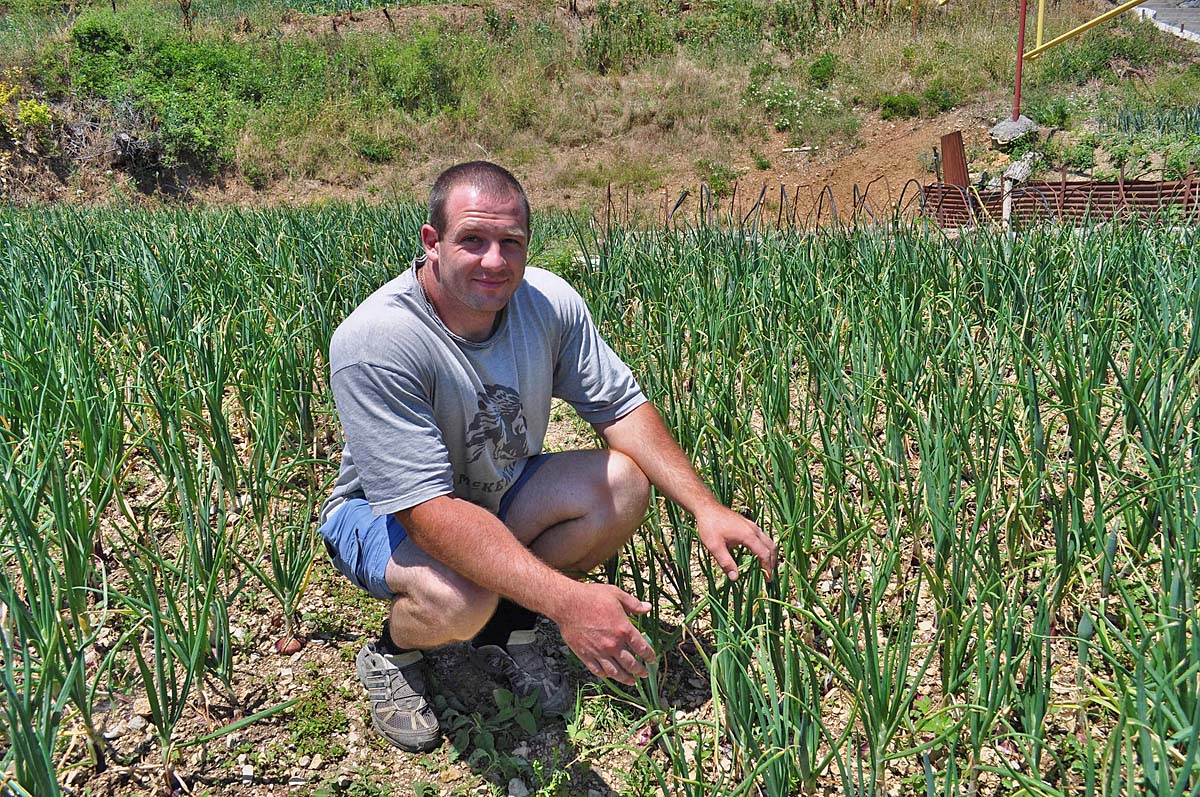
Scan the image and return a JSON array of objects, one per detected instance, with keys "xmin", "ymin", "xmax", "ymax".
[
  {"xmin": 551, "ymin": 288, "xmax": 647, "ymax": 423},
  {"xmin": 331, "ymin": 361, "xmax": 454, "ymax": 515}
]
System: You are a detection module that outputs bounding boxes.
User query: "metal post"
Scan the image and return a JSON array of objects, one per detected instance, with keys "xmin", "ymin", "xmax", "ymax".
[
  {"xmin": 1014, "ymin": 0, "xmax": 1028, "ymax": 121},
  {"xmin": 1036, "ymin": 0, "xmax": 1045, "ymax": 46}
]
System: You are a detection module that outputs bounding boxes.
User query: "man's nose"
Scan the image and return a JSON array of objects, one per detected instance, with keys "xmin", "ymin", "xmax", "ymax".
[{"xmin": 481, "ymin": 241, "xmax": 506, "ymax": 269}]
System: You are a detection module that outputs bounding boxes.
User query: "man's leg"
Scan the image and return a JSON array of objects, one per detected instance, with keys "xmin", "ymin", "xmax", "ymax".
[
  {"xmin": 382, "ymin": 539, "xmax": 500, "ymax": 648},
  {"xmin": 502, "ymin": 449, "xmax": 651, "ymax": 574},
  {"xmin": 367, "ymin": 449, "xmax": 649, "ymax": 733},
  {"xmin": 381, "ymin": 448, "xmax": 650, "ymax": 649}
]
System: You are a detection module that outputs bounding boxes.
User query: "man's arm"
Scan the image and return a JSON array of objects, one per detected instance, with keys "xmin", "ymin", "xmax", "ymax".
[
  {"xmin": 594, "ymin": 402, "xmax": 777, "ymax": 581},
  {"xmin": 397, "ymin": 497, "xmax": 657, "ymax": 685}
]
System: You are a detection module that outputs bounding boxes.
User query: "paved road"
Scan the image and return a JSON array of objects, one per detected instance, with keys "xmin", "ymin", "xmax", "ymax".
[{"xmin": 1133, "ymin": 0, "xmax": 1200, "ymax": 44}]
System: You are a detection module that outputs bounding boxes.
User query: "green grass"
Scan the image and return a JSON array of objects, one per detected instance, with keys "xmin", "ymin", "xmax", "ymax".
[{"xmin": 4, "ymin": 205, "xmax": 1199, "ymax": 794}]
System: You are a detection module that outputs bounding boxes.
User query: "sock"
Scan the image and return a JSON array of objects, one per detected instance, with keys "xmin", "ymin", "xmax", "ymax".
[
  {"xmin": 472, "ymin": 599, "xmax": 539, "ymax": 649},
  {"xmin": 377, "ymin": 618, "xmax": 409, "ymax": 655}
]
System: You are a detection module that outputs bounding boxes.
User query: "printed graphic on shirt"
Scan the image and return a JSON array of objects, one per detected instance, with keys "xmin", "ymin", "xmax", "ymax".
[{"xmin": 465, "ymin": 384, "xmax": 530, "ymax": 465}]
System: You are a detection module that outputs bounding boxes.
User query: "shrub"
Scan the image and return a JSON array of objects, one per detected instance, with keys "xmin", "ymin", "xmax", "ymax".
[
  {"xmin": 16, "ymin": 98, "xmax": 52, "ymax": 131},
  {"xmin": 922, "ymin": 77, "xmax": 960, "ymax": 113},
  {"xmin": 808, "ymin": 53, "xmax": 836, "ymax": 89},
  {"xmin": 71, "ymin": 14, "xmax": 129, "ymax": 56},
  {"xmin": 1023, "ymin": 92, "xmax": 1070, "ymax": 128},
  {"xmin": 680, "ymin": 0, "xmax": 766, "ymax": 53},
  {"xmin": 369, "ymin": 28, "xmax": 462, "ymax": 115},
  {"xmin": 880, "ymin": 92, "xmax": 920, "ymax": 120},
  {"xmin": 582, "ymin": 0, "xmax": 676, "ymax": 74},
  {"xmin": 71, "ymin": 14, "xmax": 133, "ymax": 95}
]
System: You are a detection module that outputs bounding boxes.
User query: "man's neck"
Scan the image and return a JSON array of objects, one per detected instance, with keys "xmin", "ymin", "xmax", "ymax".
[{"xmin": 418, "ymin": 265, "xmax": 502, "ymax": 342}]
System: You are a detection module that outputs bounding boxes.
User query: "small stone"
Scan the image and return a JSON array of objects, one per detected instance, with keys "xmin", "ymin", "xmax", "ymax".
[
  {"xmin": 237, "ymin": 753, "xmax": 248, "ymax": 765},
  {"xmin": 512, "ymin": 742, "xmax": 530, "ymax": 758},
  {"xmin": 133, "ymin": 697, "xmax": 152, "ymax": 717},
  {"xmin": 347, "ymin": 730, "xmax": 363, "ymax": 745},
  {"xmin": 507, "ymin": 778, "xmax": 530, "ymax": 797},
  {"xmin": 280, "ymin": 668, "xmax": 293, "ymax": 679},
  {"xmin": 231, "ymin": 626, "xmax": 248, "ymax": 645},
  {"xmin": 988, "ymin": 115, "xmax": 1038, "ymax": 147},
  {"xmin": 288, "ymin": 776, "xmax": 307, "ymax": 788},
  {"xmin": 296, "ymin": 755, "xmax": 311, "ymax": 769},
  {"xmin": 309, "ymin": 754, "xmax": 323, "ymax": 770},
  {"xmin": 102, "ymin": 723, "xmax": 126, "ymax": 740},
  {"xmin": 127, "ymin": 716, "xmax": 147, "ymax": 732},
  {"xmin": 241, "ymin": 764, "xmax": 254, "ymax": 784}
]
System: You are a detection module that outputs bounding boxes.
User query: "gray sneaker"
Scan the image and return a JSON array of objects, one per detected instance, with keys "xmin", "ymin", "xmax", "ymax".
[
  {"xmin": 469, "ymin": 630, "xmax": 572, "ymax": 717},
  {"xmin": 356, "ymin": 641, "xmax": 441, "ymax": 752}
]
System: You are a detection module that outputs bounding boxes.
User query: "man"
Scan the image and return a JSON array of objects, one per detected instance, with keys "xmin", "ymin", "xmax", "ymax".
[{"xmin": 319, "ymin": 161, "xmax": 776, "ymax": 753}]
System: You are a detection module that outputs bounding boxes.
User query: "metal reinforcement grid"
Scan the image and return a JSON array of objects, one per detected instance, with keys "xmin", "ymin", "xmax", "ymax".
[
  {"xmin": 922, "ymin": 171, "xmax": 1200, "ymax": 228},
  {"xmin": 598, "ymin": 171, "xmax": 1200, "ymax": 231}
]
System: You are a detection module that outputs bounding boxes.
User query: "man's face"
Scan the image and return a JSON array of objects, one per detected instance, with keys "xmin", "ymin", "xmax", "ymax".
[{"xmin": 420, "ymin": 185, "xmax": 529, "ymax": 341}]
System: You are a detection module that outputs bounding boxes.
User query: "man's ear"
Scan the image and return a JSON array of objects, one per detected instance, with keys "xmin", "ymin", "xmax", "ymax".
[{"xmin": 420, "ymin": 224, "xmax": 440, "ymax": 262}]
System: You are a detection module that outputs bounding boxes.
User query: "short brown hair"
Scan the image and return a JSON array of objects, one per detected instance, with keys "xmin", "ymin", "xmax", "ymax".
[{"xmin": 428, "ymin": 161, "xmax": 531, "ymax": 236}]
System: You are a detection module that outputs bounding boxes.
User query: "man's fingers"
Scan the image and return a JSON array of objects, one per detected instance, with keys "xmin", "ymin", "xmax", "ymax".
[
  {"xmin": 709, "ymin": 545, "xmax": 739, "ymax": 581},
  {"xmin": 629, "ymin": 632, "xmax": 657, "ymax": 665},
  {"xmin": 744, "ymin": 529, "xmax": 778, "ymax": 577},
  {"xmin": 597, "ymin": 658, "xmax": 622, "ymax": 681},
  {"xmin": 616, "ymin": 650, "xmax": 649, "ymax": 679},
  {"xmin": 617, "ymin": 589, "xmax": 652, "ymax": 616}
]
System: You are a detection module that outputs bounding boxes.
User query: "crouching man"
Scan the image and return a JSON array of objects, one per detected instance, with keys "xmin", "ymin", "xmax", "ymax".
[{"xmin": 318, "ymin": 161, "xmax": 777, "ymax": 751}]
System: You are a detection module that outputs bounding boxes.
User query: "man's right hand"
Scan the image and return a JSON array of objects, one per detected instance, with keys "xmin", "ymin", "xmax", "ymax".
[{"xmin": 552, "ymin": 583, "xmax": 657, "ymax": 685}]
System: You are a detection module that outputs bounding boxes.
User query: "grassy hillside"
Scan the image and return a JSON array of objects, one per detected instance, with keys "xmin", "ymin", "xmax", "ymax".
[{"xmin": 0, "ymin": 0, "xmax": 1197, "ymax": 205}]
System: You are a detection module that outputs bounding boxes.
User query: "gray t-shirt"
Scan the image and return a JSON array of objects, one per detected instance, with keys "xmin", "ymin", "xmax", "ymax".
[{"xmin": 321, "ymin": 260, "xmax": 647, "ymax": 523}]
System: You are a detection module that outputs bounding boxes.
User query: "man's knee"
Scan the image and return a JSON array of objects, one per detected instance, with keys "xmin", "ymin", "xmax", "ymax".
[
  {"xmin": 559, "ymin": 452, "xmax": 648, "ymax": 573},
  {"xmin": 395, "ymin": 570, "xmax": 499, "ymax": 642},
  {"xmin": 609, "ymin": 451, "xmax": 651, "ymax": 527}
]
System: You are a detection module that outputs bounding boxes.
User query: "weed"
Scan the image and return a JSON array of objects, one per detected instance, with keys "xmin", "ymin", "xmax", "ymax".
[
  {"xmin": 349, "ymin": 130, "xmax": 399, "ymax": 164},
  {"xmin": 1023, "ymin": 91, "xmax": 1071, "ymax": 128},
  {"xmin": 438, "ymin": 688, "xmax": 541, "ymax": 778},
  {"xmin": 879, "ymin": 92, "xmax": 920, "ymax": 120},
  {"xmin": 313, "ymin": 771, "xmax": 394, "ymax": 797},
  {"xmin": 695, "ymin": 158, "xmax": 740, "ymax": 197},
  {"xmin": 1064, "ymin": 140, "xmax": 1096, "ymax": 172},
  {"xmin": 288, "ymin": 676, "xmax": 349, "ymax": 760}
]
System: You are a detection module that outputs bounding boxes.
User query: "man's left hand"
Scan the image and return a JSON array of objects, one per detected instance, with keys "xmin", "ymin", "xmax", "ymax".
[{"xmin": 695, "ymin": 506, "xmax": 778, "ymax": 582}]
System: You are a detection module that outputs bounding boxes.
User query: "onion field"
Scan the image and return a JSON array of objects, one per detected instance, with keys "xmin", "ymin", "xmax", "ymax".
[{"xmin": 1, "ymin": 206, "xmax": 1198, "ymax": 796}]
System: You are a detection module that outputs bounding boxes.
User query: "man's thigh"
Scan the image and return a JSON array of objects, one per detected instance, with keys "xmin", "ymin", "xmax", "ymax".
[{"xmin": 501, "ymin": 449, "xmax": 647, "ymax": 546}]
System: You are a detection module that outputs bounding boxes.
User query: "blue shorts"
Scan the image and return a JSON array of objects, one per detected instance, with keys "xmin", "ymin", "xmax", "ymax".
[{"xmin": 319, "ymin": 454, "xmax": 551, "ymax": 600}]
